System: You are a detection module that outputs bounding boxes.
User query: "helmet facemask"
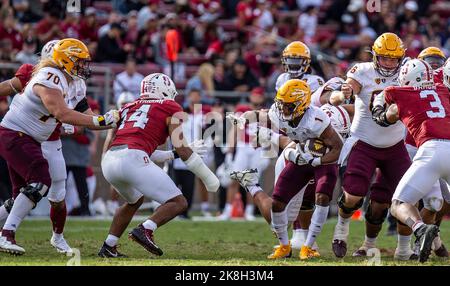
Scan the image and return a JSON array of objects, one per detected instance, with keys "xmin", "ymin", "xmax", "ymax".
[
  {"xmin": 423, "ymin": 55, "xmax": 445, "ymax": 70},
  {"xmin": 282, "ymin": 56, "xmax": 310, "ymax": 78},
  {"xmin": 73, "ymin": 58, "xmax": 92, "ymax": 80},
  {"xmin": 275, "ymin": 99, "xmax": 302, "ymax": 122},
  {"xmin": 373, "ymin": 54, "xmax": 403, "ymax": 77}
]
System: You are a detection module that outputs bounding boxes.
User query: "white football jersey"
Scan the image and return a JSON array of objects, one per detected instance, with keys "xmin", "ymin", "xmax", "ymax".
[
  {"xmin": 346, "ymin": 62, "xmax": 405, "ymax": 147},
  {"xmin": 275, "ymin": 72, "xmax": 324, "ymax": 97},
  {"xmin": 268, "ymin": 104, "xmax": 330, "ymax": 143},
  {"xmin": 1, "ymin": 67, "xmax": 86, "ymax": 143},
  {"xmin": 66, "ymin": 78, "xmax": 87, "ymax": 109}
]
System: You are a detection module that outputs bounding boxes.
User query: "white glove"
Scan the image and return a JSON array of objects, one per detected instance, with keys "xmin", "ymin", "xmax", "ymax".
[
  {"xmin": 62, "ymin": 123, "xmax": 75, "ymax": 134},
  {"xmin": 252, "ymin": 126, "xmax": 280, "ymax": 148},
  {"xmin": 93, "ymin": 110, "xmax": 120, "ymax": 127},
  {"xmin": 226, "ymin": 113, "xmax": 246, "ymax": 129},
  {"xmin": 284, "ymin": 144, "xmax": 321, "ymax": 167},
  {"xmin": 188, "ymin": 139, "xmax": 208, "ymax": 159}
]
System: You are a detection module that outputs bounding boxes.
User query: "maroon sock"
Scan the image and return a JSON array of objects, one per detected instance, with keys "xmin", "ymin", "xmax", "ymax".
[{"xmin": 50, "ymin": 202, "xmax": 67, "ymax": 234}]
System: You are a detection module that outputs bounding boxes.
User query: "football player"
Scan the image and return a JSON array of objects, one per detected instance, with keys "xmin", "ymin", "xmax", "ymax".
[
  {"xmin": 371, "ymin": 59, "xmax": 450, "ymax": 262},
  {"xmin": 331, "ymin": 33, "xmax": 415, "ymax": 260},
  {"xmin": 0, "ymin": 38, "xmax": 119, "ymax": 255},
  {"xmin": 98, "ymin": 73, "xmax": 219, "ymax": 257}
]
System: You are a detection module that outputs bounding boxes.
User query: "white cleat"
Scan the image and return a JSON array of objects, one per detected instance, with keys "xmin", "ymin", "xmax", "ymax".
[
  {"xmin": 0, "ymin": 234, "xmax": 25, "ymax": 255},
  {"xmin": 394, "ymin": 248, "xmax": 418, "ymax": 261},
  {"xmin": 216, "ymin": 213, "xmax": 231, "ymax": 221},
  {"xmin": 51, "ymin": 234, "xmax": 73, "ymax": 254}
]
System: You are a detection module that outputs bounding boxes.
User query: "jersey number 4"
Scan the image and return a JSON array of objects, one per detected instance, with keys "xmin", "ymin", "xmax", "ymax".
[
  {"xmin": 118, "ymin": 105, "xmax": 150, "ymax": 130},
  {"xmin": 420, "ymin": 90, "xmax": 445, "ymax": 118}
]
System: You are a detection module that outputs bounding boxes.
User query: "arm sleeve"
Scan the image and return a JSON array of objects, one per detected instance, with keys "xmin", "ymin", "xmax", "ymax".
[{"xmin": 74, "ymin": 98, "xmax": 90, "ymax": 113}]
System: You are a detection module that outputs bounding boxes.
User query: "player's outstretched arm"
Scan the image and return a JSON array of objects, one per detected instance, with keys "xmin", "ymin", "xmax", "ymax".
[
  {"xmin": 0, "ymin": 77, "xmax": 23, "ymax": 97},
  {"xmin": 35, "ymin": 84, "xmax": 119, "ymax": 128},
  {"xmin": 331, "ymin": 78, "xmax": 361, "ymax": 106},
  {"xmin": 168, "ymin": 117, "xmax": 219, "ymax": 193}
]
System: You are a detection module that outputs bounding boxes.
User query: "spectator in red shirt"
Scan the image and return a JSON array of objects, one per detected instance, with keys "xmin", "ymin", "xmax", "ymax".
[
  {"xmin": 79, "ymin": 8, "xmax": 98, "ymax": 44},
  {"xmin": 0, "ymin": 15, "xmax": 23, "ymax": 53},
  {"xmin": 124, "ymin": 10, "xmax": 139, "ymax": 47},
  {"xmin": 236, "ymin": 0, "xmax": 255, "ymax": 27},
  {"xmin": 35, "ymin": 10, "xmax": 64, "ymax": 44},
  {"xmin": 61, "ymin": 12, "xmax": 80, "ymax": 39},
  {"xmin": 135, "ymin": 13, "xmax": 158, "ymax": 63}
]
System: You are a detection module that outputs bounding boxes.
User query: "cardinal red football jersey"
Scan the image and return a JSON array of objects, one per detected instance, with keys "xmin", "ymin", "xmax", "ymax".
[
  {"xmin": 111, "ymin": 99, "xmax": 183, "ymax": 154},
  {"xmin": 385, "ymin": 84, "xmax": 450, "ymax": 147}
]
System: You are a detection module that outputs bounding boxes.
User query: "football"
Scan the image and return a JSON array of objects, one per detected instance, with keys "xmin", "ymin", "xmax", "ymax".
[{"xmin": 301, "ymin": 138, "xmax": 329, "ymax": 157}]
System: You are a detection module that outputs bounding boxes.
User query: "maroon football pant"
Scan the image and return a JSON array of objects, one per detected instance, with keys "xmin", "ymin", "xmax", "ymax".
[
  {"xmin": 342, "ymin": 140, "xmax": 411, "ymax": 204},
  {"xmin": 0, "ymin": 126, "xmax": 51, "ymax": 197},
  {"xmin": 273, "ymin": 162, "xmax": 338, "ymax": 205}
]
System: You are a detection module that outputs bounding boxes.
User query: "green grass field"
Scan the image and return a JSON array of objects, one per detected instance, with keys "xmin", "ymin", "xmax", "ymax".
[{"xmin": 0, "ymin": 217, "xmax": 449, "ymax": 266}]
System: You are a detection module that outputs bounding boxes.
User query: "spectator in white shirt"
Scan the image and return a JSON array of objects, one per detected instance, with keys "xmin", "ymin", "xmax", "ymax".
[
  {"xmin": 113, "ymin": 58, "xmax": 144, "ymax": 103},
  {"xmin": 296, "ymin": 0, "xmax": 322, "ymax": 11},
  {"xmin": 298, "ymin": 5, "xmax": 319, "ymax": 45},
  {"xmin": 137, "ymin": 0, "xmax": 159, "ymax": 31},
  {"xmin": 254, "ymin": 0, "xmax": 274, "ymax": 31}
]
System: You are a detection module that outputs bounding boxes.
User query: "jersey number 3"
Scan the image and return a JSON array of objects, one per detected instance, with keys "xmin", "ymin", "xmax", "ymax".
[
  {"xmin": 420, "ymin": 90, "xmax": 445, "ymax": 118},
  {"xmin": 118, "ymin": 105, "xmax": 150, "ymax": 130}
]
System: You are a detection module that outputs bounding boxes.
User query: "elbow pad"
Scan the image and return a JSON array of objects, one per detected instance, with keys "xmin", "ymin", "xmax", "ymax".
[{"xmin": 184, "ymin": 152, "xmax": 220, "ymax": 192}]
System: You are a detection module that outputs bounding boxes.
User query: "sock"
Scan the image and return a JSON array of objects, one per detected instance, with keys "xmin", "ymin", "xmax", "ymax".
[
  {"xmin": 50, "ymin": 202, "xmax": 67, "ymax": 234},
  {"xmin": 52, "ymin": 231, "xmax": 63, "ymax": 240},
  {"xmin": 271, "ymin": 209, "xmax": 289, "ymax": 245},
  {"xmin": 362, "ymin": 235, "xmax": 377, "ymax": 249},
  {"xmin": 412, "ymin": 221, "xmax": 424, "ymax": 232},
  {"xmin": 105, "ymin": 234, "xmax": 119, "ymax": 247},
  {"xmin": 0, "ymin": 205, "xmax": 9, "ymax": 221},
  {"xmin": 142, "ymin": 219, "xmax": 157, "ymax": 231},
  {"xmin": 397, "ymin": 234, "xmax": 412, "ymax": 253},
  {"xmin": 201, "ymin": 202, "xmax": 209, "ymax": 212},
  {"xmin": 245, "ymin": 204, "xmax": 254, "ymax": 216},
  {"xmin": 305, "ymin": 205, "xmax": 329, "ymax": 247},
  {"xmin": 333, "ymin": 214, "xmax": 350, "ymax": 241},
  {"xmin": 433, "ymin": 234, "xmax": 442, "ymax": 250},
  {"xmin": 248, "ymin": 185, "xmax": 262, "ymax": 197},
  {"xmin": 223, "ymin": 203, "xmax": 232, "ymax": 216},
  {"xmin": 3, "ymin": 194, "xmax": 34, "ymax": 231}
]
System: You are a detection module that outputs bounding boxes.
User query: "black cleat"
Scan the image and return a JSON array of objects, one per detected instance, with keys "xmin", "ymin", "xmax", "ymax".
[
  {"xmin": 129, "ymin": 224, "xmax": 163, "ymax": 256},
  {"xmin": 414, "ymin": 224, "xmax": 439, "ymax": 263},
  {"xmin": 434, "ymin": 244, "xmax": 449, "ymax": 258},
  {"xmin": 98, "ymin": 242, "xmax": 127, "ymax": 258},
  {"xmin": 332, "ymin": 239, "xmax": 347, "ymax": 258}
]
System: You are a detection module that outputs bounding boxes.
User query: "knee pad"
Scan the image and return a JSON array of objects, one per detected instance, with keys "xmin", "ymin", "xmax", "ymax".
[
  {"xmin": 47, "ymin": 180, "xmax": 66, "ymax": 203},
  {"xmin": 423, "ymin": 197, "xmax": 443, "ymax": 213},
  {"xmin": 365, "ymin": 203, "xmax": 389, "ymax": 225},
  {"xmin": 3, "ymin": 198, "xmax": 14, "ymax": 213},
  {"xmin": 338, "ymin": 192, "xmax": 363, "ymax": 215},
  {"xmin": 300, "ymin": 200, "xmax": 315, "ymax": 211},
  {"xmin": 21, "ymin": 183, "xmax": 49, "ymax": 206}
]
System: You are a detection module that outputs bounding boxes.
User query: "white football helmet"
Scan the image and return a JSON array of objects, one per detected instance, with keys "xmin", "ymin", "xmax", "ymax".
[
  {"xmin": 398, "ymin": 59, "xmax": 434, "ymax": 88},
  {"xmin": 140, "ymin": 73, "xmax": 178, "ymax": 100},
  {"xmin": 443, "ymin": 58, "xmax": 450, "ymax": 90},
  {"xmin": 116, "ymin": 91, "xmax": 135, "ymax": 109},
  {"xmin": 41, "ymin": 39, "xmax": 59, "ymax": 60},
  {"xmin": 320, "ymin": 104, "xmax": 351, "ymax": 139}
]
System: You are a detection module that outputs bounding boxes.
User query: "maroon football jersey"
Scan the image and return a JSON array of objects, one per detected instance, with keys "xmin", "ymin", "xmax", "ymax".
[
  {"xmin": 15, "ymin": 63, "xmax": 34, "ymax": 91},
  {"xmin": 111, "ymin": 99, "xmax": 183, "ymax": 154},
  {"xmin": 385, "ymin": 84, "xmax": 450, "ymax": 147},
  {"xmin": 434, "ymin": 68, "xmax": 443, "ymax": 85}
]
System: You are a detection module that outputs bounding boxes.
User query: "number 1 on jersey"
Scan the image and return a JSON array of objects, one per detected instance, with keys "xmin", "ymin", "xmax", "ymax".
[{"xmin": 118, "ymin": 105, "xmax": 151, "ymax": 130}]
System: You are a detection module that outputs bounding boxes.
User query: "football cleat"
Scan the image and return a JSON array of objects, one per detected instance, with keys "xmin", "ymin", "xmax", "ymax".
[
  {"xmin": 394, "ymin": 247, "xmax": 418, "ymax": 261},
  {"xmin": 352, "ymin": 246, "xmax": 368, "ymax": 257},
  {"xmin": 434, "ymin": 244, "xmax": 449, "ymax": 258},
  {"xmin": 230, "ymin": 169, "xmax": 260, "ymax": 191},
  {"xmin": 50, "ymin": 234, "xmax": 73, "ymax": 254},
  {"xmin": 98, "ymin": 242, "xmax": 127, "ymax": 258},
  {"xmin": 129, "ymin": 224, "xmax": 163, "ymax": 256},
  {"xmin": 0, "ymin": 230, "xmax": 25, "ymax": 255},
  {"xmin": 332, "ymin": 239, "xmax": 347, "ymax": 258},
  {"xmin": 268, "ymin": 243, "xmax": 292, "ymax": 259},
  {"xmin": 299, "ymin": 245, "xmax": 320, "ymax": 260},
  {"xmin": 414, "ymin": 224, "xmax": 439, "ymax": 263}
]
